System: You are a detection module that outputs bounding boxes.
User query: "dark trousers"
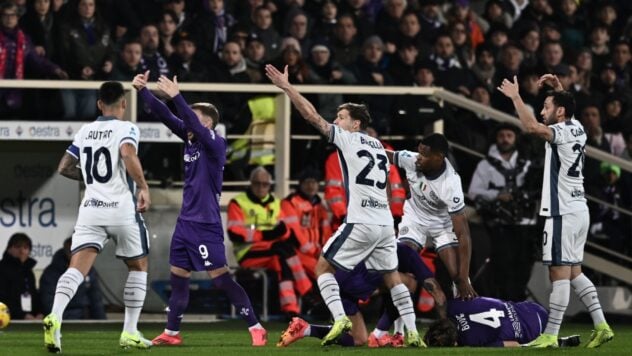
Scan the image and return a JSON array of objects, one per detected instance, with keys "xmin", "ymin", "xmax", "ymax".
[{"xmin": 489, "ymin": 224, "xmax": 538, "ymax": 302}]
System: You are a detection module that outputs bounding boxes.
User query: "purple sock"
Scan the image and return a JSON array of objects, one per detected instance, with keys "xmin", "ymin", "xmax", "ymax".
[
  {"xmin": 337, "ymin": 333, "xmax": 355, "ymax": 347},
  {"xmin": 308, "ymin": 324, "xmax": 331, "ymax": 338},
  {"xmin": 166, "ymin": 273, "xmax": 190, "ymax": 332},
  {"xmin": 213, "ymin": 273, "xmax": 258, "ymax": 326},
  {"xmin": 376, "ymin": 312, "xmax": 393, "ymax": 331}
]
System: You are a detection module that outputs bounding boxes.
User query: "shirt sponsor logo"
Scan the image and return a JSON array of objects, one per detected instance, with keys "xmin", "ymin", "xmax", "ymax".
[
  {"xmin": 184, "ymin": 151, "xmax": 200, "ymax": 162},
  {"xmin": 361, "ymin": 197, "xmax": 389, "ymax": 209},
  {"xmin": 83, "ymin": 198, "xmax": 119, "ymax": 208}
]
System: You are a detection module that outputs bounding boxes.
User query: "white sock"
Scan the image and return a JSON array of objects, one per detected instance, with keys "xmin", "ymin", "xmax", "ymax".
[
  {"xmin": 544, "ymin": 279, "xmax": 570, "ymax": 336},
  {"xmin": 394, "ymin": 317, "xmax": 405, "ymax": 334},
  {"xmin": 51, "ymin": 268, "xmax": 84, "ymax": 321},
  {"xmin": 303, "ymin": 325, "xmax": 311, "ymax": 337},
  {"xmin": 123, "ymin": 271, "xmax": 147, "ymax": 334},
  {"xmin": 165, "ymin": 329, "xmax": 179, "ymax": 336},
  {"xmin": 571, "ymin": 274, "xmax": 606, "ymax": 327},
  {"xmin": 317, "ymin": 273, "xmax": 346, "ymax": 321},
  {"xmin": 390, "ymin": 284, "xmax": 417, "ymax": 333},
  {"xmin": 248, "ymin": 323, "xmax": 263, "ymax": 331},
  {"xmin": 373, "ymin": 329, "xmax": 388, "ymax": 338}
]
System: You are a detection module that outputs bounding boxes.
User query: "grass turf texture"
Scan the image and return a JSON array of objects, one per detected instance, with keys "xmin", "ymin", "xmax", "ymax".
[{"xmin": 1, "ymin": 321, "xmax": 629, "ymax": 355}]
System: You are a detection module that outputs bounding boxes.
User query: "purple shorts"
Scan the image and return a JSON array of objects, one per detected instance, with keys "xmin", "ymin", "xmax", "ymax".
[{"xmin": 169, "ymin": 218, "xmax": 227, "ymax": 272}]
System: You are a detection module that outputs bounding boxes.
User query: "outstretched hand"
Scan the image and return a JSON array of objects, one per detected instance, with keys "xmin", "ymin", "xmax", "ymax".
[
  {"xmin": 132, "ymin": 70, "xmax": 149, "ymax": 91},
  {"xmin": 157, "ymin": 75, "xmax": 180, "ymax": 98},
  {"xmin": 537, "ymin": 73, "xmax": 564, "ymax": 92},
  {"xmin": 265, "ymin": 64, "xmax": 290, "ymax": 90},
  {"xmin": 497, "ymin": 75, "xmax": 520, "ymax": 100}
]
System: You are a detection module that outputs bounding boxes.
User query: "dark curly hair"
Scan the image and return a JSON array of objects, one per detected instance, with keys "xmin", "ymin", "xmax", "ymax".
[{"xmin": 424, "ymin": 319, "xmax": 458, "ymax": 347}]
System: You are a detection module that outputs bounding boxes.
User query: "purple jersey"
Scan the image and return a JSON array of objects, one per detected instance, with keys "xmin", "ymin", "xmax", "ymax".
[
  {"xmin": 448, "ymin": 297, "xmax": 548, "ymax": 347},
  {"xmin": 140, "ymin": 89, "xmax": 225, "ymax": 224}
]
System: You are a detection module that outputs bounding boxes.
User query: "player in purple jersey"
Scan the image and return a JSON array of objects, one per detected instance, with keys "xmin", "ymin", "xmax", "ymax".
[
  {"xmin": 424, "ymin": 296, "xmax": 578, "ymax": 348},
  {"xmin": 131, "ymin": 72, "xmax": 267, "ymax": 346},
  {"xmin": 277, "ymin": 243, "xmax": 445, "ymax": 347}
]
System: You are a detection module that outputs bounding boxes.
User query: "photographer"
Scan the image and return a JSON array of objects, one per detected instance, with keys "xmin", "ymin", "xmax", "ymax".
[{"xmin": 468, "ymin": 124, "xmax": 539, "ymax": 301}]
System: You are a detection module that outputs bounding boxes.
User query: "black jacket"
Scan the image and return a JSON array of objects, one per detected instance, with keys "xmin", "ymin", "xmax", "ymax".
[{"xmin": 0, "ymin": 251, "xmax": 41, "ymax": 319}]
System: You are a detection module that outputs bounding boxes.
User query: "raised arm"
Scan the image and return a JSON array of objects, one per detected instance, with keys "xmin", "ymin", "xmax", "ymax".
[
  {"xmin": 497, "ymin": 75, "xmax": 553, "ymax": 142},
  {"xmin": 265, "ymin": 64, "xmax": 332, "ymax": 136},
  {"xmin": 132, "ymin": 71, "xmax": 187, "ymax": 141},
  {"xmin": 57, "ymin": 152, "xmax": 82, "ymax": 181},
  {"xmin": 156, "ymin": 75, "xmax": 225, "ymax": 155}
]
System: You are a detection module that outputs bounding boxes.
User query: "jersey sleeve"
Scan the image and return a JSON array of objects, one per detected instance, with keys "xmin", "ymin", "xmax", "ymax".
[
  {"xmin": 550, "ymin": 124, "xmax": 568, "ymax": 145},
  {"xmin": 393, "ymin": 150, "xmax": 418, "ymax": 173},
  {"xmin": 328, "ymin": 124, "xmax": 352, "ymax": 148},
  {"xmin": 66, "ymin": 127, "xmax": 82, "ymax": 159},
  {"xmin": 445, "ymin": 175, "xmax": 466, "ymax": 215},
  {"xmin": 119, "ymin": 123, "xmax": 140, "ymax": 152}
]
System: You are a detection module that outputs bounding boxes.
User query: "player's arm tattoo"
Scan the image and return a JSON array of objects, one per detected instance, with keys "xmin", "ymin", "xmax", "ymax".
[
  {"xmin": 283, "ymin": 84, "xmax": 331, "ymax": 136},
  {"xmin": 57, "ymin": 152, "xmax": 82, "ymax": 181}
]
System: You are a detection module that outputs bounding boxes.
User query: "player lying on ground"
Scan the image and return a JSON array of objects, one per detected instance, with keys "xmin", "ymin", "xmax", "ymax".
[
  {"xmin": 266, "ymin": 63, "xmax": 422, "ymax": 346},
  {"xmin": 277, "ymin": 243, "xmax": 445, "ymax": 347},
  {"xmin": 132, "ymin": 72, "xmax": 267, "ymax": 346},
  {"xmin": 386, "ymin": 134, "xmax": 477, "ymax": 300},
  {"xmin": 424, "ymin": 296, "xmax": 579, "ymax": 348}
]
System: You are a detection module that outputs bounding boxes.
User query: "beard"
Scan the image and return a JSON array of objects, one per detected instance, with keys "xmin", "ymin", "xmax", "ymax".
[{"xmin": 498, "ymin": 143, "xmax": 515, "ymax": 153}]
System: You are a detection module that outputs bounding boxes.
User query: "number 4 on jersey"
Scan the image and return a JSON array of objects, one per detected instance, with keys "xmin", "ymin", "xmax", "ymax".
[{"xmin": 469, "ymin": 308, "xmax": 505, "ymax": 328}]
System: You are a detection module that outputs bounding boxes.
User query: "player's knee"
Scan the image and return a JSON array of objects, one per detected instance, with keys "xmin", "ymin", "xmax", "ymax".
[{"xmin": 212, "ymin": 272, "xmax": 233, "ymax": 290}]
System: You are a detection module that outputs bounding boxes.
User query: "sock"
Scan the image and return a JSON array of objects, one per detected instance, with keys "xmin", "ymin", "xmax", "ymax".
[
  {"xmin": 303, "ymin": 324, "xmax": 312, "ymax": 337},
  {"xmin": 123, "ymin": 271, "xmax": 147, "ymax": 334},
  {"xmin": 248, "ymin": 323, "xmax": 264, "ymax": 331},
  {"xmin": 390, "ymin": 283, "xmax": 417, "ymax": 333},
  {"xmin": 165, "ymin": 329, "xmax": 179, "ymax": 336},
  {"xmin": 544, "ymin": 279, "xmax": 570, "ymax": 336},
  {"xmin": 213, "ymin": 273, "xmax": 258, "ymax": 327},
  {"xmin": 317, "ymin": 273, "xmax": 346, "ymax": 321},
  {"xmin": 337, "ymin": 333, "xmax": 355, "ymax": 346},
  {"xmin": 571, "ymin": 274, "xmax": 606, "ymax": 327},
  {"xmin": 52, "ymin": 268, "xmax": 84, "ymax": 321},
  {"xmin": 308, "ymin": 324, "xmax": 331, "ymax": 338},
  {"xmin": 375, "ymin": 312, "xmax": 392, "ymax": 334},
  {"xmin": 394, "ymin": 317, "xmax": 405, "ymax": 334},
  {"xmin": 165, "ymin": 273, "xmax": 190, "ymax": 333}
]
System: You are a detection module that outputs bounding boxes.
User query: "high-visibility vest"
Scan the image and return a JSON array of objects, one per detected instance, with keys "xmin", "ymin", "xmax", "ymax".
[
  {"xmin": 227, "ymin": 96, "xmax": 276, "ymax": 165},
  {"xmin": 229, "ymin": 192, "xmax": 281, "ymax": 261}
]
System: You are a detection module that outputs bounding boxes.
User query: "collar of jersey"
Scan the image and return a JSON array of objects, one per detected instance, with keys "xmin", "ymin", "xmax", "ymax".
[{"xmin": 96, "ymin": 116, "xmax": 116, "ymax": 121}]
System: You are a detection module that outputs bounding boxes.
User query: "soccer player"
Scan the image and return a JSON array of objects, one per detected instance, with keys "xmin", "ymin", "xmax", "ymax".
[
  {"xmin": 497, "ymin": 74, "xmax": 614, "ymax": 348},
  {"xmin": 388, "ymin": 134, "xmax": 477, "ymax": 300},
  {"xmin": 45, "ymin": 82, "xmax": 152, "ymax": 352},
  {"xmin": 277, "ymin": 242, "xmax": 445, "ymax": 348},
  {"xmin": 131, "ymin": 72, "xmax": 267, "ymax": 346},
  {"xmin": 266, "ymin": 64, "xmax": 423, "ymax": 347},
  {"xmin": 424, "ymin": 296, "xmax": 580, "ymax": 347}
]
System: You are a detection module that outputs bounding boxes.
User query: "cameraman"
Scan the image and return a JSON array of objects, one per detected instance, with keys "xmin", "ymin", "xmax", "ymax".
[{"xmin": 468, "ymin": 124, "xmax": 539, "ymax": 301}]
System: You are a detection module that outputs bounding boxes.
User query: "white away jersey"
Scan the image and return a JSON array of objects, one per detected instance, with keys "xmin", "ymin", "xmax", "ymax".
[
  {"xmin": 329, "ymin": 125, "xmax": 394, "ymax": 225},
  {"xmin": 394, "ymin": 150, "xmax": 465, "ymax": 229},
  {"xmin": 540, "ymin": 119, "xmax": 588, "ymax": 216},
  {"xmin": 67, "ymin": 117, "xmax": 140, "ymax": 225}
]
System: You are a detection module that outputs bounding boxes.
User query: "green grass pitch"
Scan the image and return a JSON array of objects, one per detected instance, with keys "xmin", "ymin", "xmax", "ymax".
[{"xmin": 1, "ymin": 321, "xmax": 630, "ymax": 355}]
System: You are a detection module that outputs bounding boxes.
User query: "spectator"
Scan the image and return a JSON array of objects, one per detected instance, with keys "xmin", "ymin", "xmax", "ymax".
[
  {"xmin": 588, "ymin": 24, "xmax": 610, "ymax": 72},
  {"xmin": 471, "ymin": 43, "xmax": 496, "ymax": 92},
  {"xmin": 164, "ymin": 0, "xmax": 189, "ymax": 29},
  {"xmin": 329, "ymin": 13, "xmax": 360, "ymax": 67},
  {"xmin": 227, "ymin": 167, "xmax": 313, "ymax": 317},
  {"xmin": 285, "ymin": 9, "xmax": 311, "ymax": 58},
  {"xmin": 158, "ymin": 10, "xmax": 178, "ymax": 58},
  {"xmin": 39, "ymin": 238, "xmax": 106, "ymax": 320},
  {"xmin": 555, "ymin": 0, "xmax": 584, "ymax": 51},
  {"xmin": 167, "ymin": 30, "xmax": 209, "ymax": 104},
  {"xmin": 574, "ymin": 48, "xmax": 595, "ymax": 94},
  {"xmin": 468, "ymin": 124, "xmax": 539, "ymax": 302},
  {"xmin": 601, "ymin": 94, "xmax": 628, "ymax": 156},
  {"xmin": 250, "ymin": 5, "xmax": 281, "ymax": 61},
  {"xmin": 388, "ymin": 37, "xmax": 419, "ymax": 86},
  {"xmin": 540, "ymin": 20, "xmax": 562, "ymax": 43},
  {"xmin": 189, "ymin": 0, "xmax": 235, "ymax": 61},
  {"xmin": 209, "ymin": 40, "xmax": 252, "ymax": 123},
  {"xmin": 310, "ymin": 0, "xmax": 337, "ymax": 43},
  {"xmin": 482, "ymin": 0, "xmax": 513, "ymax": 29},
  {"xmin": 59, "ymin": 0, "xmax": 112, "ymax": 120},
  {"xmin": 446, "ymin": 0, "xmax": 486, "ymax": 49},
  {"xmin": 0, "ymin": 1, "xmax": 66, "ymax": 119},
  {"xmin": 338, "ymin": 0, "xmax": 375, "ymax": 40},
  {"xmin": 280, "ymin": 168, "xmax": 331, "ymax": 280},
  {"xmin": 449, "ymin": 21, "xmax": 475, "ymax": 69},
  {"xmin": 306, "ymin": 42, "xmax": 356, "ymax": 119},
  {"xmin": 486, "ymin": 23, "xmax": 510, "ymax": 59},
  {"xmin": 580, "ymin": 104, "xmax": 612, "ymax": 185},
  {"xmin": 109, "ymin": 37, "xmax": 142, "ymax": 81},
  {"xmin": 429, "ymin": 33, "xmax": 473, "ymax": 94},
  {"xmin": 139, "ymin": 23, "xmax": 170, "ymax": 81},
  {"xmin": 19, "ymin": 0, "xmax": 61, "ymax": 61},
  {"xmin": 244, "ymin": 35, "xmax": 265, "ymax": 83},
  {"xmin": 418, "ymin": 0, "xmax": 444, "ymax": 45},
  {"xmin": 519, "ymin": 27, "xmax": 541, "ymax": 69},
  {"xmin": 397, "ymin": 10, "xmax": 432, "ymax": 57},
  {"xmin": 0, "ymin": 233, "xmax": 42, "ymax": 320},
  {"xmin": 611, "ymin": 40, "xmax": 631, "ymax": 88},
  {"xmin": 513, "ymin": 0, "xmax": 553, "ymax": 34},
  {"xmin": 375, "ymin": 0, "xmax": 406, "ymax": 53}
]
